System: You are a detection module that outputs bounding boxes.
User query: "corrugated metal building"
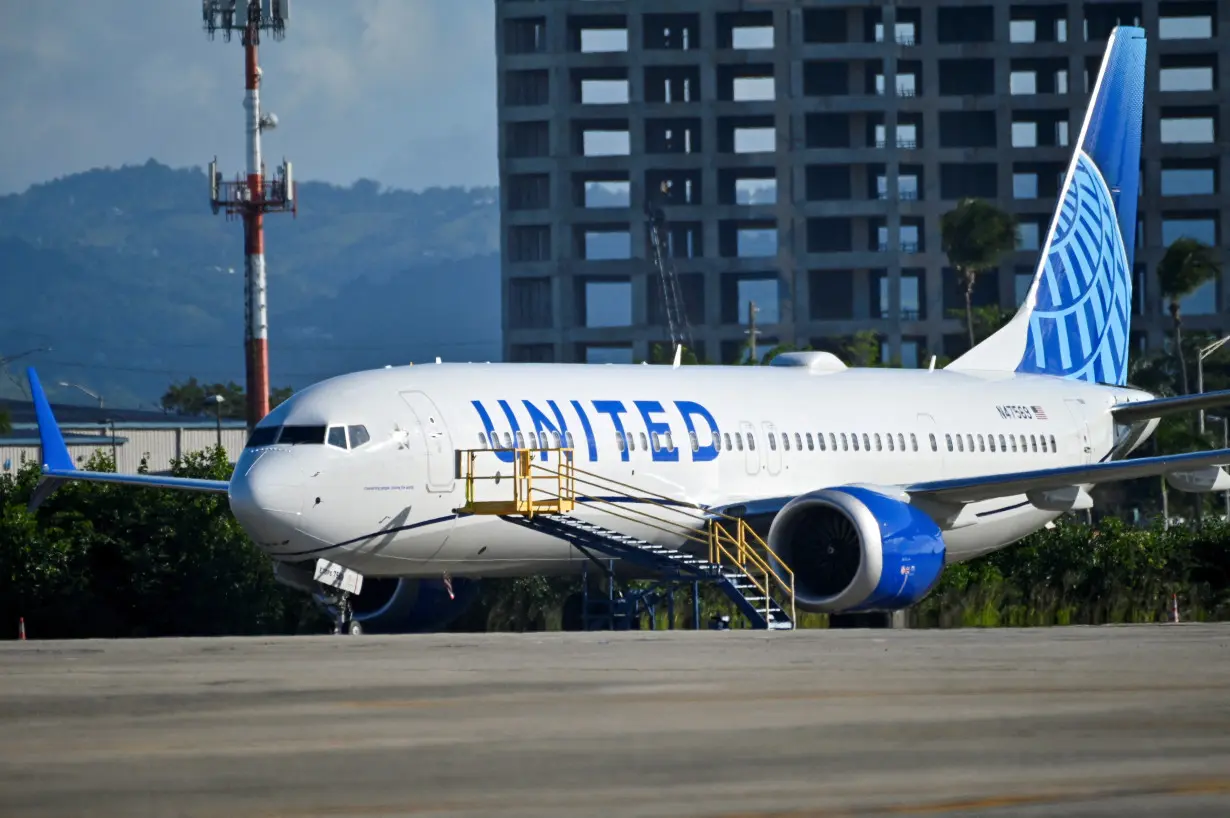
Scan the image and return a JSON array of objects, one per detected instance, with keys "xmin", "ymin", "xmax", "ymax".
[{"xmin": 0, "ymin": 399, "xmax": 247, "ymax": 476}]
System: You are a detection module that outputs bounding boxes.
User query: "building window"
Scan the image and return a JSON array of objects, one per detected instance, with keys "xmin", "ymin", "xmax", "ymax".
[
  {"xmin": 1161, "ymin": 117, "xmax": 1215, "ymax": 144},
  {"xmin": 1012, "ymin": 121, "xmax": 1037, "ymax": 147},
  {"xmin": 1160, "ymin": 67, "xmax": 1214, "ymax": 93},
  {"xmin": 1009, "ymin": 20, "xmax": 1036, "ymax": 43},
  {"xmin": 1017, "ymin": 222, "xmax": 1040, "ymax": 250},
  {"xmin": 1013, "ymin": 173, "xmax": 1038, "ymax": 199},
  {"xmin": 1010, "ymin": 71, "xmax": 1037, "ymax": 95},
  {"xmin": 1158, "ymin": 16, "xmax": 1213, "ymax": 40},
  {"xmin": 1161, "ymin": 167, "xmax": 1215, "ymax": 196}
]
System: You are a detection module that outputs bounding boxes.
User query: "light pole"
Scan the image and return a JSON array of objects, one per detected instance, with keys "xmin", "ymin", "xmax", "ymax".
[
  {"xmin": 1196, "ymin": 334, "xmax": 1230, "ymax": 434},
  {"xmin": 59, "ymin": 381, "xmax": 104, "ymax": 410},
  {"xmin": 207, "ymin": 394, "xmax": 226, "ymax": 451}
]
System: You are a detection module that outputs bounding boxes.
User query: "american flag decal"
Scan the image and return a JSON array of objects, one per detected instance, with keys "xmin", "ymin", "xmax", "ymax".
[{"xmin": 1032, "ymin": 406, "xmax": 1048, "ymax": 420}]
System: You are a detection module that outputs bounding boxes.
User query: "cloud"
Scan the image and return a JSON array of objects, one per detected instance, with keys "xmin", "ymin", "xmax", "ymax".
[{"xmin": 0, "ymin": 1, "xmax": 497, "ymax": 194}]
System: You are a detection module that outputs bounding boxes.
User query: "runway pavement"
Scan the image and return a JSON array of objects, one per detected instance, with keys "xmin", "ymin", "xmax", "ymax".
[{"xmin": 1, "ymin": 624, "xmax": 1229, "ymax": 817}]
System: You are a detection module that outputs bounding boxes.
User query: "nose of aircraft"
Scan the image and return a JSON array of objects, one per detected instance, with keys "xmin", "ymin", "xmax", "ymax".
[{"xmin": 228, "ymin": 451, "xmax": 306, "ymax": 549}]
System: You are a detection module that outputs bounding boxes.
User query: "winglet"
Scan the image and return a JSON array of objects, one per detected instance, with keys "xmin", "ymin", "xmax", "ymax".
[{"xmin": 26, "ymin": 367, "xmax": 74, "ymax": 472}]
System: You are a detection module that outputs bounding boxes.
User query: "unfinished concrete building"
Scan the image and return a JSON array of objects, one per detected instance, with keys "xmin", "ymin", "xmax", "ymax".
[{"xmin": 496, "ymin": 0, "xmax": 1229, "ymax": 366}]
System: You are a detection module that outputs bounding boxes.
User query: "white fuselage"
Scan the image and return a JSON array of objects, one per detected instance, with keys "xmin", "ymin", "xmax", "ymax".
[{"xmin": 226, "ymin": 362, "xmax": 1151, "ymax": 580}]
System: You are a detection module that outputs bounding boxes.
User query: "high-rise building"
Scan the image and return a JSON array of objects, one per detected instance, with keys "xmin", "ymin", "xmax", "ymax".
[{"xmin": 495, "ymin": 0, "xmax": 1227, "ymax": 367}]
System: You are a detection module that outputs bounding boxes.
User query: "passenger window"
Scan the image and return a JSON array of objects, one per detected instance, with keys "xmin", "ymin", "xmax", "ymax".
[
  {"xmin": 1010, "ymin": 436, "xmax": 1018, "ymax": 453},
  {"xmin": 565, "ymin": 431, "xmax": 575, "ymax": 449},
  {"xmin": 769, "ymin": 434, "xmax": 777, "ymax": 451},
  {"xmin": 946, "ymin": 434, "xmax": 953, "ymax": 452},
  {"xmin": 328, "ymin": 426, "xmax": 348, "ymax": 449},
  {"xmin": 617, "ymin": 433, "xmax": 626, "ymax": 452},
  {"xmin": 1019, "ymin": 435, "xmax": 1027, "ymax": 451},
  {"xmin": 862, "ymin": 433, "xmax": 870, "ymax": 451},
  {"xmin": 876, "ymin": 433, "xmax": 883, "ymax": 451},
  {"xmin": 989, "ymin": 435, "xmax": 996, "ymax": 452},
  {"xmin": 528, "ymin": 432, "xmax": 539, "ymax": 449},
  {"xmin": 998, "ymin": 434, "xmax": 1007, "ymax": 451},
  {"xmin": 477, "ymin": 432, "xmax": 488, "ymax": 448},
  {"xmin": 927, "ymin": 433, "xmax": 935, "ymax": 451},
  {"xmin": 515, "ymin": 432, "xmax": 525, "ymax": 448},
  {"xmin": 910, "ymin": 433, "xmax": 918, "ymax": 452},
  {"xmin": 852, "ymin": 434, "xmax": 860, "ymax": 452},
  {"xmin": 1041, "ymin": 435, "xmax": 1048, "ymax": 453},
  {"xmin": 806, "ymin": 433, "xmax": 814, "ymax": 451},
  {"xmin": 818, "ymin": 433, "xmax": 827, "ymax": 452},
  {"xmin": 978, "ymin": 434, "xmax": 985, "ymax": 452},
  {"xmin": 690, "ymin": 431, "xmax": 699, "ymax": 452},
  {"xmin": 1050, "ymin": 434, "xmax": 1057, "ymax": 452},
  {"xmin": 781, "ymin": 433, "xmax": 789, "ymax": 451},
  {"xmin": 1031, "ymin": 434, "xmax": 1038, "ymax": 452},
  {"xmin": 665, "ymin": 432, "xmax": 675, "ymax": 451},
  {"xmin": 640, "ymin": 432, "xmax": 648, "ymax": 451},
  {"xmin": 897, "ymin": 433, "xmax": 905, "ymax": 451},
  {"xmin": 795, "ymin": 433, "xmax": 803, "ymax": 451},
  {"xmin": 626, "ymin": 433, "xmax": 635, "ymax": 451},
  {"xmin": 650, "ymin": 432, "xmax": 660, "ymax": 452},
  {"xmin": 748, "ymin": 434, "xmax": 756, "ymax": 451},
  {"xmin": 957, "ymin": 435, "xmax": 964, "ymax": 453},
  {"xmin": 887, "ymin": 434, "xmax": 894, "ymax": 452},
  {"xmin": 552, "ymin": 431, "xmax": 562, "ymax": 448},
  {"xmin": 841, "ymin": 433, "xmax": 848, "ymax": 451},
  {"xmin": 714, "ymin": 433, "xmax": 722, "ymax": 452},
  {"xmin": 736, "ymin": 433, "xmax": 745, "ymax": 451},
  {"xmin": 966, "ymin": 434, "xmax": 974, "ymax": 452},
  {"xmin": 724, "ymin": 432, "xmax": 733, "ymax": 450}
]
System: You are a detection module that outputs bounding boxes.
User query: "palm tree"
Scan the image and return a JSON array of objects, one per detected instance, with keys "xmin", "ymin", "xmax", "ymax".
[
  {"xmin": 1157, "ymin": 237, "xmax": 1220, "ymax": 395},
  {"xmin": 941, "ymin": 199, "xmax": 1018, "ymax": 349}
]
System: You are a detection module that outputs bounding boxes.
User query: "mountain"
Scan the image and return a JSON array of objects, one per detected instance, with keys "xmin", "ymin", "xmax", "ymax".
[{"xmin": 0, "ymin": 160, "xmax": 501, "ymax": 409}]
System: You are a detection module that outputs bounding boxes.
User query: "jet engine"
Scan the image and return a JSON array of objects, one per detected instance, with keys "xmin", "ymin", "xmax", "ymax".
[
  {"xmin": 766, "ymin": 486, "xmax": 946, "ymax": 613},
  {"xmin": 318, "ymin": 577, "xmax": 481, "ymax": 634}
]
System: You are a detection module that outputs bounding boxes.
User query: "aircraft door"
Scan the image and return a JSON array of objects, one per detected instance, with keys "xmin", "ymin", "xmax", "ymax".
[
  {"xmin": 400, "ymin": 391, "xmax": 456, "ymax": 493},
  {"xmin": 761, "ymin": 421, "xmax": 782, "ymax": 476},
  {"xmin": 738, "ymin": 421, "xmax": 759, "ymax": 476},
  {"xmin": 1063, "ymin": 398, "xmax": 1093, "ymax": 464}
]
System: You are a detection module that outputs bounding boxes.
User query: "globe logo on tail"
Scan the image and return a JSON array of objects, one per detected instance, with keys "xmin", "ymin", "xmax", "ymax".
[{"xmin": 1018, "ymin": 151, "xmax": 1131, "ymax": 386}]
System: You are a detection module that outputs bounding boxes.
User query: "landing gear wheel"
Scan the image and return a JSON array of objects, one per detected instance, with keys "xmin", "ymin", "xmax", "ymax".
[{"xmin": 347, "ymin": 620, "xmax": 363, "ymax": 636}]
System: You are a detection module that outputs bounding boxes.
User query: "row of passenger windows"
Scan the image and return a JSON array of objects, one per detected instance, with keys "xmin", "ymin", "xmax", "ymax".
[
  {"xmin": 245, "ymin": 423, "xmax": 371, "ymax": 449},
  {"xmin": 478, "ymin": 428, "xmax": 1061, "ymax": 456}
]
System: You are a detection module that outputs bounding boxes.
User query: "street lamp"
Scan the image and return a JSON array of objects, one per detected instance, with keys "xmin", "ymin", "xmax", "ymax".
[
  {"xmin": 1196, "ymin": 334, "xmax": 1230, "ymax": 435},
  {"xmin": 58, "ymin": 381, "xmax": 104, "ymax": 410},
  {"xmin": 207, "ymin": 394, "xmax": 226, "ymax": 450}
]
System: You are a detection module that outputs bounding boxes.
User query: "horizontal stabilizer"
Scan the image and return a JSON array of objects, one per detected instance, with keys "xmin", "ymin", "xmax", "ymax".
[
  {"xmin": 908, "ymin": 446, "xmax": 1230, "ymax": 505},
  {"xmin": 1112, "ymin": 390, "xmax": 1230, "ymax": 423},
  {"xmin": 24, "ymin": 366, "xmax": 231, "ymax": 510}
]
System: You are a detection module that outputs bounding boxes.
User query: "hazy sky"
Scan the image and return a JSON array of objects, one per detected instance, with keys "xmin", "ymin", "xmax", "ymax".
[{"xmin": 0, "ymin": 1, "xmax": 497, "ymax": 194}]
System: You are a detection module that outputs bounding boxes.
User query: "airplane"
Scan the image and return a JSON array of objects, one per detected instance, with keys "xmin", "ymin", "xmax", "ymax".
[{"xmin": 21, "ymin": 25, "xmax": 1230, "ymax": 634}]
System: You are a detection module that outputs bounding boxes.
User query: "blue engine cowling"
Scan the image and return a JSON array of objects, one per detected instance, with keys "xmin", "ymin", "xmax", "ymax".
[
  {"xmin": 766, "ymin": 486, "xmax": 946, "ymax": 613},
  {"xmin": 318, "ymin": 577, "xmax": 481, "ymax": 633}
]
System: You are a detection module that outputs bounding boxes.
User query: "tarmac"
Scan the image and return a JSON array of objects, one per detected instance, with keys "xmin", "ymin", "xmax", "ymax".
[{"xmin": 1, "ymin": 624, "xmax": 1229, "ymax": 817}]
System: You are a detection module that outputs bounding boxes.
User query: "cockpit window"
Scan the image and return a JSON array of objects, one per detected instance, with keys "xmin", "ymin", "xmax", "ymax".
[
  {"xmin": 347, "ymin": 425, "xmax": 371, "ymax": 448},
  {"xmin": 279, "ymin": 425, "xmax": 327, "ymax": 445},
  {"xmin": 246, "ymin": 426, "xmax": 280, "ymax": 448},
  {"xmin": 327, "ymin": 426, "xmax": 348, "ymax": 449}
]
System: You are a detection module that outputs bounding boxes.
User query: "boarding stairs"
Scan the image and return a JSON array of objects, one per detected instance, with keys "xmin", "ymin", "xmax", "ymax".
[{"xmin": 455, "ymin": 448, "xmax": 795, "ymax": 630}]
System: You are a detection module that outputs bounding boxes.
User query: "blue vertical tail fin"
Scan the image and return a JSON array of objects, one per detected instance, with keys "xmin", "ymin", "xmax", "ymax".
[{"xmin": 947, "ymin": 25, "xmax": 1146, "ymax": 387}]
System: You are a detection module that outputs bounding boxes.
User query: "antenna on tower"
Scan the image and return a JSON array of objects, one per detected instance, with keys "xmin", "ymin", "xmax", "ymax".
[{"xmin": 201, "ymin": 0, "xmax": 296, "ymax": 431}]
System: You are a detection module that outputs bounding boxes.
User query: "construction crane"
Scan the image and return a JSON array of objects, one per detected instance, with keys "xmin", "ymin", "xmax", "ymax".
[{"xmin": 644, "ymin": 181, "xmax": 694, "ymax": 354}]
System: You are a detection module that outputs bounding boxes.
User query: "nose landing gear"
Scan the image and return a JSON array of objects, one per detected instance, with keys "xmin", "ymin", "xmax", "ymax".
[{"xmin": 312, "ymin": 559, "xmax": 366, "ymax": 636}]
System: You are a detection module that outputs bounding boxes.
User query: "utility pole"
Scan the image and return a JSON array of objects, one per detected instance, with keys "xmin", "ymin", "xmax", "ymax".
[
  {"xmin": 745, "ymin": 300, "xmax": 761, "ymax": 364},
  {"xmin": 203, "ymin": 0, "xmax": 296, "ymax": 431}
]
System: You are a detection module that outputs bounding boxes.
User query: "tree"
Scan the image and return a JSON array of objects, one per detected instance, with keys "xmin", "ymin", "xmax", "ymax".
[
  {"xmin": 161, "ymin": 378, "xmax": 293, "ymax": 418},
  {"xmin": 1157, "ymin": 237, "xmax": 1220, "ymax": 395},
  {"xmin": 941, "ymin": 199, "xmax": 1019, "ymax": 349}
]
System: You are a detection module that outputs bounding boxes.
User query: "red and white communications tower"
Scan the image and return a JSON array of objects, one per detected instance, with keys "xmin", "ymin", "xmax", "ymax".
[{"xmin": 203, "ymin": 0, "xmax": 296, "ymax": 429}]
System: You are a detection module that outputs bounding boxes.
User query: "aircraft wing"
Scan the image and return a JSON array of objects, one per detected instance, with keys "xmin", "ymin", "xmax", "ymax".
[
  {"xmin": 905, "ymin": 447, "xmax": 1230, "ymax": 505},
  {"xmin": 24, "ymin": 367, "xmax": 230, "ymax": 510},
  {"xmin": 1112, "ymin": 389, "xmax": 1230, "ymax": 423}
]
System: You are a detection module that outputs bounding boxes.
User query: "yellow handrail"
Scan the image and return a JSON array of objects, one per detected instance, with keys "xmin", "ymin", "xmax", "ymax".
[{"xmin": 456, "ymin": 447, "xmax": 795, "ymax": 627}]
